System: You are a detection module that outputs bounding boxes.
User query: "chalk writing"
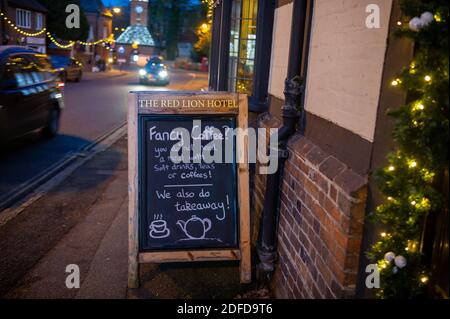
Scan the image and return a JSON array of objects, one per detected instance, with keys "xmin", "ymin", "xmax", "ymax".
[{"xmin": 140, "ymin": 116, "xmax": 238, "ymax": 250}]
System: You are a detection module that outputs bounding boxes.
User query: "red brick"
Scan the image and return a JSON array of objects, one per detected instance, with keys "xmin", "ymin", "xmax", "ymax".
[
  {"xmin": 307, "ymin": 167, "xmax": 316, "ymax": 181},
  {"xmin": 324, "ymin": 197, "xmax": 341, "ymax": 223},
  {"xmin": 334, "ymin": 245, "xmax": 347, "ymax": 266},
  {"xmin": 305, "ymin": 146, "xmax": 329, "ymax": 167},
  {"xmin": 349, "ymin": 201, "xmax": 366, "ymax": 221},
  {"xmin": 347, "ymin": 237, "xmax": 363, "ymax": 257},
  {"xmin": 312, "ymin": 284, "xmax": 323, "ymax": 299},
  {"xmin": 288, "ymin": 135, "xmax": 316, "ymax": 155},
  {"xmin": 317, "ymin": 274, "xmax": 327, "ymax": 294},
  {"xmin": 298, "ymin": 230, "xmax": 310, "ymax": 252},
  {"xmin": 331, "ymin": 280, "xmax": 344, "ymax": 298},
  {"xmin": 298, "ymin": 158, "xmax": 310, "ymax": 175},
  {"xmin": 330, "ymin": 184, "xmax": 337, "ymax": 202},
  {"xmin": 290, "ymin": 232, "xmax": 301, "ymax": 251},
  {"xmin": 301, "ymin": 203, "xmax": 314, "ymax": 226},
  {"xmin": 319, "ymin": 156, "xmax": 346, "ymax": 180},
  {"xmin": 323, "ymin": 215, "xmax": 334, "ymax": 234},
  {"xmin": 320, "ymin": 243, "xmax": 330, "ymax": 263},
  {"xmin": 321, "ymin": 229, "xmax": 336, "ymax": 254},
  {"xmin": 311, "ymin": 201, "xmax": 327, "ymax": 225},
  {"xmin": 288, "ymin": 161, "xmax": 301, "ymax": 179},
  {"xmin": 344, "ymin": 254, "xmax": 360, "ymax": 271},
  {"xmin": 340, "ymin": 214, "xmax": 350, "ymax": 232},
  {"xmin": 316, "ymin": 174, "xmax": 329, "ymax": 194},
  {"xmin": 329, "ymin": 260, "xmax": 346, "ymax": 285},
  {"xmin": 334, "ymin": 228, "xmax": 349, "ymax": 251},
  {"xmin": 305, "ymin": 178, "xmax": 320, "ymax": 200},
  {"xmin": 343, "ymin": 272, "xmax": 358, "ymax": 287},
  {"xmin": 313, "ymin": 217, "xmax": 321, "ymax": 235},
  {"xmin": 337, "ymin": 191, "xmax": 352, "ymax": 216},
  {"xmin": 316, "ymin": 257, "xmax": 333, "ymax": 285},
  {"xmin": 333, "ymin": 168, "xmax": 367, "ymax": 198},
  {"xmin": 325, "ymin": 287, "xmax": 336, "ymax": 299},
  {"xmin": 292, "ymin": 283, "xmax": 302, "ymax": 299}
]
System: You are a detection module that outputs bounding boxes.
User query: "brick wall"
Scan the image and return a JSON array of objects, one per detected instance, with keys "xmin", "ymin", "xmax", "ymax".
[{"xmin": 253, "ymin": 114, "xmax": 368, "ymax": 298}]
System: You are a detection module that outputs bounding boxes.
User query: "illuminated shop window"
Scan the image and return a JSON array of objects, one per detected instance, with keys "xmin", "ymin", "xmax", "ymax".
[{"xmin": 228, "ymin": 0, "xmax": 257, "ymax": 95}]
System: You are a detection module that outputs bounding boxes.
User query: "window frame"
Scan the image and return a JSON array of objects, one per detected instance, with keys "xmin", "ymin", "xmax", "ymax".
[
  {"xmin": 36, "ymin": 13, "xmax": 43, "ymax": 31},
  {"xmin": 16, "ymin": 9, "xmax": 32, "ymax": 29},
  {"xmin": 209, "ymin": 0, "xmax": 275, "ymax": 112}
]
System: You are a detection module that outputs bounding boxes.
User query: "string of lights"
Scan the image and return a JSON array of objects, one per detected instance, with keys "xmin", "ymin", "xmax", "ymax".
[
  {"xmin": 203, "ymin": 0, "xmax": 221, "ymax": 9},
  {"xmin": 1, "ymin": 10, "xmax": 115, "ymax": 49},
  {"xmin": 46, "ymin": 32, "xmax": 75, "ymax": 49},
  {"xmin": 1, "ymin": 12, "xmax": 47, "ymax": 37}
]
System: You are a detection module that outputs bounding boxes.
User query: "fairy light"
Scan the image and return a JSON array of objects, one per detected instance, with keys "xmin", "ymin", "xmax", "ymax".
[
  {"xmin": 381, "ymin": 232, "xmax": 387, "ymax": 237},
  {"xmin": 420, "ymin": 276, "xmax": 429, "ymax": 283},
  {"xmin": 391, "ymin": 80, "xmax": 399, "ymax": 86},
  {"xmin": 409, "ymin": 161, "xmax": 417, "ymax": 168},
  {"xmin": 204, "ymin": 0, "xmax": 221, "ymax": 9},
  {"xmin": 1, "ymin": 11, "xmax": 47, "ymax": 37},
  {"xmin": 1, "ymin": 10, "xmax": 113, "ymax": 48},
  {"xmin": 424, "ymin": 75, "xmax": 432, "ymax": 82},
  {"xmin": 411, "ymin": 200, "xmax": 417, "ymax": 206},
  {"xmin": 388, "ymin": 166, "xmax": 395, "ymax": 171}
]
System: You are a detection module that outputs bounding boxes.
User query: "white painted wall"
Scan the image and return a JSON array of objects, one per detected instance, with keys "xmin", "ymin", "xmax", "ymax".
[
  {"xmin": 268, "ymin": 2, "xmax": 293, "ymax": 100},
  {"xmin": 304, "ymin": 0, "xmax": 393, "ymax": 142}
]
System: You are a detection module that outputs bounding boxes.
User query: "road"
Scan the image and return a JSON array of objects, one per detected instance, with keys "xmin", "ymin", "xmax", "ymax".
[{"xmin": 0, "ymin": 68, "xmax": 208, "ymax": 208}]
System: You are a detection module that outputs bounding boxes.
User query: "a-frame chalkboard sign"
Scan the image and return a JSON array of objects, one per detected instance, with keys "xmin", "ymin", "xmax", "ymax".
[{"xmin": 128, "ymin": 91, "xmax": 250, "ymax": 288}]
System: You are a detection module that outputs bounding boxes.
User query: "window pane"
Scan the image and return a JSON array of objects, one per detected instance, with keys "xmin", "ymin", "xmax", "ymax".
[{"xmin": 228, "ymin": 0, "xmax": 258, "ymax": 95}]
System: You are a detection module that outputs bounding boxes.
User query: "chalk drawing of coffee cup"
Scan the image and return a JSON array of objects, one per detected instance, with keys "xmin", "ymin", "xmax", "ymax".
[
  {"xmin": 177, "ymin": 215, "xmax": 212, "ymax": 240},
  {"xmin": 149, "ymin": 220, "xmax": 170, "ymax": 239}
]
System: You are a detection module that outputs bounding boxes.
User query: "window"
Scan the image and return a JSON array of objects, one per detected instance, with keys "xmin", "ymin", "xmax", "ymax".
[
  {"xmin": 36, "ymin": 13, "xmax": 43, "ymax": 30},
  {"xmin": 16, "ymin": 9, "xmax": 32, "ymax": 29},
  {"xmin": 228, "ymin": 0, "xmax": 258, "ymax": 95}
]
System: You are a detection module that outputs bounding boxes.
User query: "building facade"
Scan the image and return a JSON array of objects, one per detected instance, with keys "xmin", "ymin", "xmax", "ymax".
[
  {"xmin": 0, "ymin": 0, "xmax": 47, "ymax": 53},
  {"xmin": 78, "ymin": 0, "xmax": 113, "ymax": 69},
  {"xmin": 115, "ymin": 0, "xmax": 156, "ymax": 64},
  {"xmin": 211, "ymin": 0, "xmax": 447, "ymax": 298}
]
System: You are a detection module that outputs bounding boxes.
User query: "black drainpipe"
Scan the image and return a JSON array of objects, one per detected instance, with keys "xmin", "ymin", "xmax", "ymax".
[{"xmin": 257, "ymin": 0, "xmax": 311, "ymax": 280}]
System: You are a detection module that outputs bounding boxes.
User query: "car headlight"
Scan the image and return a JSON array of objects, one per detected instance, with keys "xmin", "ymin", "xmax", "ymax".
[
  {"xmin": 158, "ymin": 70, "xmax": 168, "ymax": 78},
  {"xmin": 139, "ymin": 69, "xmax": 147, "ymax": 76}
]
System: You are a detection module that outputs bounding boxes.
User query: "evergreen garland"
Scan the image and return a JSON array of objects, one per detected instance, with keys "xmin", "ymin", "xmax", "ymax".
[{"xmin": 367, "ymin": 0, "xmax": 448, "ymax": 299}]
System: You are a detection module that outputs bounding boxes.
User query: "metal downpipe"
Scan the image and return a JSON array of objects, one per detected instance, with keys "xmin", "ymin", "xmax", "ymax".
[{"xmin": 256, "ymin": 0, "xmax": 309, "ymax": 281}]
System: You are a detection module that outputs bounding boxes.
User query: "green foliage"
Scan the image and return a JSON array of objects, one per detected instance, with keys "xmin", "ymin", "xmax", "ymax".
[
  {"xmin": 38, "ymin": 0, "xmax": 89, "ymax": 41},
  {"xmin": 148, "ymin": 0, "xmax": 203, "ymax": 60},
  {"xmin": 193, "ymin": 1, "xmax": 212, "ymax": 60},
  {"xmin": 367, "ymin": 0, "xmax": 448, "ymax": 299}
]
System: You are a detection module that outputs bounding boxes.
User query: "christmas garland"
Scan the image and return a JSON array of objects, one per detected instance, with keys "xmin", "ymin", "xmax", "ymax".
[{"xmin": 367, "ymin": 0, "xmax": 448, "ymax": 299}]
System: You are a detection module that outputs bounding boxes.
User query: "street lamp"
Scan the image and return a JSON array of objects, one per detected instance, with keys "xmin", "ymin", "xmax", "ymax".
[{"xmin": 113, "ymin": 7, "xmax": 121, "ymax": 14}]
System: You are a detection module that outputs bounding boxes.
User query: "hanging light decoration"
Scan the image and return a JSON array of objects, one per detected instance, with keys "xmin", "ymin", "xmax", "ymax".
[
  {"xmin": 1, "ymin": 11, "xmax": 46, "ymax": 37},
  {"xmin": 1, "ymin": 10, "xmax": 115, "ymax": 48}
]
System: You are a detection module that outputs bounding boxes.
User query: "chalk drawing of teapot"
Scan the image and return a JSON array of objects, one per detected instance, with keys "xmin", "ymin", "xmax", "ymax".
[{"xmin": 177, "ymin": 215, "xmax": 212, "ymax": 240}]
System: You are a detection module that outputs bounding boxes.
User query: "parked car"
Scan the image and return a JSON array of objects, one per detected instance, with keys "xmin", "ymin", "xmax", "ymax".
[
  {"xmin": 0, "ymin": 46, "xmax": 64, "ymax": 143},
  {"xmin": 139, "ymin": 56, "xmax": 170, "ymax": 86},
  {"xmin": 49, "ymin": 55, "xmax": 83, "ymax": 82}
]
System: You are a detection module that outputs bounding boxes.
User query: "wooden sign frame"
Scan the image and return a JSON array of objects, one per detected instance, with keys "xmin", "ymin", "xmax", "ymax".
[{"xmin": 127, "ymin": 91, "xmax": 250, "ymax": 288}]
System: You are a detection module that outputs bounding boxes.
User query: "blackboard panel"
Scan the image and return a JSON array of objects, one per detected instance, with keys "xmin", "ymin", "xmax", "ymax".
[{"xmin": 139, "ymin": 115, "xmax": 239, "ymax": 251}]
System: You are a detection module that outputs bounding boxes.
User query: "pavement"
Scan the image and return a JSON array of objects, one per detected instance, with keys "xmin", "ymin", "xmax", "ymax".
[{"xmin": 0, "ymin": 134, "xmax": 255, "ymax": 299}]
